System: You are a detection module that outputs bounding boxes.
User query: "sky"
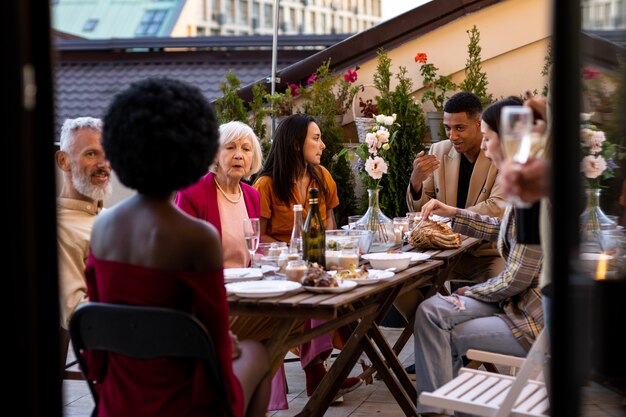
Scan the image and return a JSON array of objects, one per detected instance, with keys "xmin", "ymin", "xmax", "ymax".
[{"xmin": 381, "ymin": 0, "xmax": 431, "ymax": 19}]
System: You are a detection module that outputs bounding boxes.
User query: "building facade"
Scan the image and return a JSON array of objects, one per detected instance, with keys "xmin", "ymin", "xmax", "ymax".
[
  {"xmin": 52, "ymin": 0, "xmax": 383, "ymax": 39},
  {"xmin": 582, "ymin": 0, "xmax": 625, "ymax": 30}
]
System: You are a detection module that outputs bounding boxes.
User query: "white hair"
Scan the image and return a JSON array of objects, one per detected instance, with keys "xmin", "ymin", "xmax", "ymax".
[
  {"xmin": 216, "ymin": 121, "xmax": 264, "ymax": 179},
  {"xmin": 59, "ymin": 117, "xmax": 103, "ymax": 152}
]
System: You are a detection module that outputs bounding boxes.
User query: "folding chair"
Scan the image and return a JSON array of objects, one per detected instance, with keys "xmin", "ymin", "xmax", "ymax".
[
  {"xmin": 419, "ymin": 329, "xmax": 550, "ymax": 417},
  {"xmin": 61, "ymin": 326, "xmax": 86, "ymax": 381},
  {"xmin": 69, "ymin": 302, "xmax": 235, "ymax": 417}
]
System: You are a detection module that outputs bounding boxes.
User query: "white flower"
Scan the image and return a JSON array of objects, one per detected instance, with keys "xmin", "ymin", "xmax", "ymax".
[
  {"xmin": 581, "ymin": 128, "xmax": 606, "ymax": 154},
  {"xmin": 376, "ymin": 128, "xmax": 390, "ymax": 143},
  {"xmin": 384, "ymin": 114, "xmax": 396, "ymax": 125},
  {"xmin": 365, "ymin": 132, "xmax": 379, "ymax": 154},
  {"xmin": 375, "ymin": 114, "xmax": 386, "ymax": 124},
  {"xmin": 365, "ymin": 156, "xmax": 388, "ymax": 179},
  {"xmin": 581, "ymin": 155, "xmax": 607, "ymax": 179}
]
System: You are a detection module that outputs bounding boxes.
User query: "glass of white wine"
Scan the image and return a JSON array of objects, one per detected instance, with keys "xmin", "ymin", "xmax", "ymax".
[
  {"xmin": 500, "ymin": 105, "xmax": 534, "ymax": 208},
  {"xmin": 243, "ymin": 218, "xmax": 260, "ymax": 267}
]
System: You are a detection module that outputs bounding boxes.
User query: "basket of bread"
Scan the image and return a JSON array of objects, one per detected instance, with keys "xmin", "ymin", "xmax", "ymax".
[{"xmin": 407, "ymin": 219, "xmax": 461, "ymax": 249}]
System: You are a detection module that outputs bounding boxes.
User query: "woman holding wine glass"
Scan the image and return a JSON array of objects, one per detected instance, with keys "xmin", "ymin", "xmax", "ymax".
[{"xmin": 413, "ymin": 96, "xmax": 544, "ymax": 417}]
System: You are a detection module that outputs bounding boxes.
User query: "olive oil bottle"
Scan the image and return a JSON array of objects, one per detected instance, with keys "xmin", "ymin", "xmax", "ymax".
[{"xmin": 302, "ymin": 188, "xmax": 325, "ymax": 267}]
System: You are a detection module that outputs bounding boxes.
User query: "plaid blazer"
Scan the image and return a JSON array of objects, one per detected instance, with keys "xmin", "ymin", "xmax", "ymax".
[{"xmin": 453, "ymin": 206, "xmax": 544, "ymax": 351}]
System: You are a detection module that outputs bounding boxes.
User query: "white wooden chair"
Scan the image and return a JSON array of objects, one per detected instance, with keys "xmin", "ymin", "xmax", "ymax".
[{"xmin": 419, "ymin": 329, "xmax": 550, "ymax": 417}]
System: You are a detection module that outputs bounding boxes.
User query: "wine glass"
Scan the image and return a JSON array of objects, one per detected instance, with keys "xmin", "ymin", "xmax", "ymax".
[
  {"xmin": 243, "ymin": 218, "xmax": 260, "ymax": 267},
  {"xmin": 500, "ymin": 106, "xmax": 534, "ymax": 208}
]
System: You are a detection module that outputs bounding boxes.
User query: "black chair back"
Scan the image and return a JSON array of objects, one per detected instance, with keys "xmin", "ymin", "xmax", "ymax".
[{"xmin": 69, "ymin": 302, "xmax": 235, "ymax": 417}]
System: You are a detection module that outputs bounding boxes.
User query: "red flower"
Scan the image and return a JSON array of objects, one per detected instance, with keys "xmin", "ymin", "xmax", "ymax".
[
  {"xmin": 307, "ymin": 73, "xmax": 317, "ymax": 85},
  {"xmin": 583, "ymin": 67, "xmax": 600, "ymax": 80},
  {"xmin": 414, "ymin": 52, "xmax": 428, "ymax": 63},
  {"xmin": 289, "ymin": 83, "xmax": 300, "ymax": 97},
  {"xmin": 344, "ymin": 68, "xmax": 358, "ymax": 83}
]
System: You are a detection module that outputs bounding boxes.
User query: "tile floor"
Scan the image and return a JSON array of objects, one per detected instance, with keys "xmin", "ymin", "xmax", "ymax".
[{"xmin": 63, "ymin": 327, "xmax": 625, "ymax": 417}]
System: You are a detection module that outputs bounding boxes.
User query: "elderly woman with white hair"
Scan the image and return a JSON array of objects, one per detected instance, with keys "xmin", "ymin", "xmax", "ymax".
[
  {"xmin": 176, "ymin": 120, "xmax": 263, "ymax": 268},
  {"xmin": 176, "ymin": 121, "xmax": 291, "ymax": 411}
]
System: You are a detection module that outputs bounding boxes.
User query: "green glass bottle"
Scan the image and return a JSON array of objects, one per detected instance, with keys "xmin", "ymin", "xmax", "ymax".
[{"xmin": 302, "ymin": 188, "xmax": 325, "ymax": 267}]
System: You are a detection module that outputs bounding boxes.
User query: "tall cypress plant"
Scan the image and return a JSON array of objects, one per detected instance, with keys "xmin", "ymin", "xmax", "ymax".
[{"xmin": 370, "ymin": 48, "xmax": 427, "ymax": 217}]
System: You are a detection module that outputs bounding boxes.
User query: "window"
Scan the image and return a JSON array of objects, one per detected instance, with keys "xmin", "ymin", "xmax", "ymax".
[
  {"xmin": 239, "ymin": 0, "xmax": 249, "ymax": 24},
  {"xmin": 264, "ymin": 3, "xmax": 272, "ymax": 27},
  {"xmin": 135, "ymin": 9, "xmax": 167, "ymax": 36},
  {"xmin": 225, "ymin": 0, "xmax": 234, "ymax": 23},
  {"xmin": 82, "ymin": 18, "xmax": 98, "ymax": 32}
]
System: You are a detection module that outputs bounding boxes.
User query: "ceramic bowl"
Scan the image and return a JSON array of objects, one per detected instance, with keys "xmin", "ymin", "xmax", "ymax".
[{"xmin": 361, "ymin": 252, "xmax": 412, "ymax": 272}]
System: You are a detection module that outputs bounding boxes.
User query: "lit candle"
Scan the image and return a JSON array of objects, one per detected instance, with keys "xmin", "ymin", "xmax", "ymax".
[{"xmin": 596, "ymin": 253, "xmax": 607, "ymax": 280}]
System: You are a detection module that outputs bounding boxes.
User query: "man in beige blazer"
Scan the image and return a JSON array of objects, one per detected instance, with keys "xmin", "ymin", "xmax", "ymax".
[{"xmin": 396, "ymin": 92, "xmax": 506, "ymax": 324}]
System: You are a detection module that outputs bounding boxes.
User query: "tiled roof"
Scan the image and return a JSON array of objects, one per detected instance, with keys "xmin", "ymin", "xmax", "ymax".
[{"xmin": 53, "ymin": 35, "xmax": 348, "ymax": 137}]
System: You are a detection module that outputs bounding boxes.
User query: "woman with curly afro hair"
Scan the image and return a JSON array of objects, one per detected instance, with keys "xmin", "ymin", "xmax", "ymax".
[{"xmin": 84, "ymin": 77, "xmax": 271, "ymax": 417}]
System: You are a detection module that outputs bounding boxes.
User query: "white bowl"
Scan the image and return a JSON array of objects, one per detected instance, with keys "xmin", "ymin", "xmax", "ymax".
[{"xmin": 361, "ymin": 252, "xmax": 412, "ymax": 272}]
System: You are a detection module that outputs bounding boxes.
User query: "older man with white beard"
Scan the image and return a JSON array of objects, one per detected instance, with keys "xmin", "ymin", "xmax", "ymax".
[{"xmin": 55, "ymin": 117, "xmax": 112, "ymax": 330}]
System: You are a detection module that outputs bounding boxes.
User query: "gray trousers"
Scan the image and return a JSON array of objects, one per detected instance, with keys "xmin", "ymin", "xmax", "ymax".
[{"xmin": 414, "ymin": 294, "xmax": 527, "ymax": 415}]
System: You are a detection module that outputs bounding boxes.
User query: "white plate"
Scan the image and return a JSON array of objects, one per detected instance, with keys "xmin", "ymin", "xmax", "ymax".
[
  {"xmin": 351, "ymin": 269, "xmax": 395, "ymax": 285},
  {"xmin": 409, "ymin": 253, "xmax": 431, "ymax": 265},
  {"xmin": 225, "ymin": 280, "xmax": 301, "ymax": 298},
  {"xmin": 224, "ymin": 268, "xmax": 263, "ymax": 283},
  {"xmin": 430, "ymin": 214, "xmax": 451, "ymax": 223},
  {"xmin": 303, "ymin": 280, "xmax": 357, "ymax": 293}
]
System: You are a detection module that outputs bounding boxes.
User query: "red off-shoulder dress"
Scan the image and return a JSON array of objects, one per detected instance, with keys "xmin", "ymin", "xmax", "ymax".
[{"xmin": 83, "ymin": 252, "xmax": 244, "ymax": 417}]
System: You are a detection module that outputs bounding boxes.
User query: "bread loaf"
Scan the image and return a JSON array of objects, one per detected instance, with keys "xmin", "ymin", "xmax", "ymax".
[{"xmin": 407, "ymin": 220, "xmax": 461, "ymax": 249}]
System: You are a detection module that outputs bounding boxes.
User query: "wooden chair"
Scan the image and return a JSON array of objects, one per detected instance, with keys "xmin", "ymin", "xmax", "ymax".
[
  {"xmin": 69, "ymin": 302, "xmax": 235, "ymax": 417},
  {"xmin": 419, "ymin": 329, "xmax": 549, "ymax": 417}
]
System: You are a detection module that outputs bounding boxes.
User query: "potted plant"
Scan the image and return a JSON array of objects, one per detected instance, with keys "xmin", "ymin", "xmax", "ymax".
[
  {"xmin": 414, "ymin": 52, "xmax": 456, "ymax": 143},
  {"xmin": 354, "ymin": 96, "xmax": 379, "ymax": 143},
  {"xmin": 459, "ymin": 25, "xmax": 493, "ymax": 107},
  {"xmin": 370, "ymin": 48, "xmax": 427, "ymax": 217},
  {"xmin": 297, "ymin": 59, "xmax": 361, "ymax": 124},
  {"xmin": 264, "ymin": 83, "xmax": 298, "ymax": 119}
]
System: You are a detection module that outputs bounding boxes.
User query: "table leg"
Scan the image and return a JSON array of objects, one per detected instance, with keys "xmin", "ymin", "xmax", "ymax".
[
  {"xmin": 363, "ymin": 326, "xmax": 418, "ymax": 415},
  {"xmin": 297, "ymin": 304, "xmax": 379, "ymax": 417}
]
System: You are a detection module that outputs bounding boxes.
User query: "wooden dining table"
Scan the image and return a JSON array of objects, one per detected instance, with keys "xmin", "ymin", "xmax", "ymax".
[{"xmin": 227, "ymin": 235, "xmax": 480, "ymax": 417}]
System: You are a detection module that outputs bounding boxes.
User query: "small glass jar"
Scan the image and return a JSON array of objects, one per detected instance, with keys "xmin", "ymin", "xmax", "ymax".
[
  {"xmin": 285, "ymin": 260, "xmax": 308, "ymax": 283},
  {"xmin": 338, "ymin": 248, "xmax": 359, "ymax": 270},
  {"xmin": 277, "ymin": 251, "xmax": 301, "ymax": 272},
  {"xmin": 325, "ymin": 250, "xmax": 341, "ymax": 269}
]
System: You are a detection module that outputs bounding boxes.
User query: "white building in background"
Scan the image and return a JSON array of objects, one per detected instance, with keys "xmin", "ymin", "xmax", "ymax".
[
  {"xmin": 52, "ymin": 0, "xmax": 382, "ymax": 39},
  {"xmin": 582, "ymin": 0, "xmax": 626, "ymax": 30}
]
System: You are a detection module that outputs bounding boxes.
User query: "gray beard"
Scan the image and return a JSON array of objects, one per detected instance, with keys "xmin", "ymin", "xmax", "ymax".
[{"xmin": 71, "ymin": 168, "xmax": 112, "ymax": 202}]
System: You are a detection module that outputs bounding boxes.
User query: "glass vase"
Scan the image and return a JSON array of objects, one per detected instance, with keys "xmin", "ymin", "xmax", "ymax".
[
  {"xmin": 355, "ymin": 188, "xmax": 396, "ymax": 253},
  {"xmin": 580, "ymin": 188, "xmax": 616, "ymax": 251}
]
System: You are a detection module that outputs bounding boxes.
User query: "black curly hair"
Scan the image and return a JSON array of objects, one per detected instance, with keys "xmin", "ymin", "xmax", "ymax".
[
  {"xmin": 481, "ymin": 96, "xmax": 524, "ymax": 136},
  {"xmin": 443, "ymin": 91, "xmax": 483, "ymax": 120},
  {"xmin": 103, "ymin": 78, "xmax": 219, "ymax": 196}
]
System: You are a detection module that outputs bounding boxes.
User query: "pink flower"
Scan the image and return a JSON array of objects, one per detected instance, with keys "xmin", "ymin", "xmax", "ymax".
[
  {"xmin": 365, "ymin": 132, "xmax": 379, "ymax": 155},
  {"xmin": 365, "ymin": 156, "xmax": 388, "ymax": 180},
  {"xmin": 581, "ymin": 155, "xmax": 607, "ymax": 178},
  {"xmin": 307, "ymin": 73, "xmax": 317, "ymax": 85},
  {"xmin": 289, "ymin": 83, "xmax": 300, "ymax": 97},
  {"xmin": 344, "ymin": 68, "xmax": 358, "ymax": 83},
  {"xmin": 583, "ymin": 67, "xmax": 600, "ymax": 80}
]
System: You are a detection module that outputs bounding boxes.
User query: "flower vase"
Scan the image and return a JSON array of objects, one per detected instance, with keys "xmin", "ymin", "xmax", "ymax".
[
  {"xmin": 355, "ymin": 188, "xmax": 396, "ymax": 253},
  {"xmin": 580, "ymin": 188, "xmax": 616, "ymax": 250}
]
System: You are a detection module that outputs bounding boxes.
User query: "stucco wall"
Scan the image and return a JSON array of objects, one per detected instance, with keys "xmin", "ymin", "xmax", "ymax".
[{"xmin": 349, "ymin": 0, "xmax": 552, "ymax": 120}]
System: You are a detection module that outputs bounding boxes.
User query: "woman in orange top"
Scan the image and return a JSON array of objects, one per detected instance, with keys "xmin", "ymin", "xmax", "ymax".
[
  {"xmin": 254, "ymin": 114, "xmax": 338, "ymax": 241},
  {"xmin": 253, "ymin": 114, "xmax": 362, "ymax": 400}
]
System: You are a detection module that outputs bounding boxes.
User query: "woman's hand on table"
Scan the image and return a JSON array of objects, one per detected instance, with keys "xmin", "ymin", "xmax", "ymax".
[
  {"xmin": 420, "ymin": 199, "xmax": 456, "ymax": 222},
  {"xmin": 230, "ymin": 330, "xmax": 242, "ymax": 359}
]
